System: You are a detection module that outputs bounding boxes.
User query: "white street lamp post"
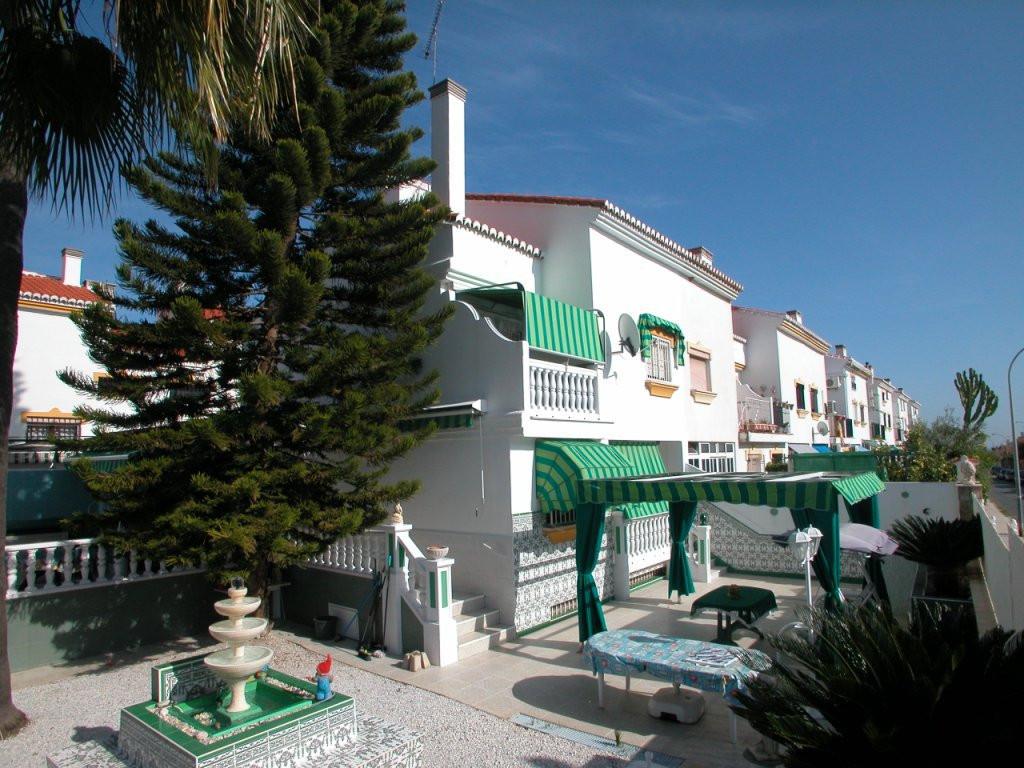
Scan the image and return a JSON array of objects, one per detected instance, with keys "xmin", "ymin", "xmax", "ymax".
[{"xmin": 1009, "ymin": 346, "xmax": 1024, "ymax": 536}]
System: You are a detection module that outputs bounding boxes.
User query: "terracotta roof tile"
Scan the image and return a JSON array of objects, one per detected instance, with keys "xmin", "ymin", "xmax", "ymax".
[{"xmin": 20, "ymin": 272, "xmax": 100, "ymax": 308}]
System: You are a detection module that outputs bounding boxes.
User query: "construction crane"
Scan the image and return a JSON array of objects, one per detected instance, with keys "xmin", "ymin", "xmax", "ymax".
[{"xmin": 424, "ymin": 0, "xmax": 446, "ymax": 81}]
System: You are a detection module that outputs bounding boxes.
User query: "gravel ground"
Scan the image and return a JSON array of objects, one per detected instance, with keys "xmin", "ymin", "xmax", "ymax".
[{"xmin": 3, "ymin": 632, "xmax": 628, "ymax": 768}]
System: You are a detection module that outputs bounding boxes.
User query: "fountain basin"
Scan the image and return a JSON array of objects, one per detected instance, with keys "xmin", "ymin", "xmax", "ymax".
[
  {"xmin": 208, "ymin": 616, "xmax": 268, "ymax": 645},
  {"xmin": 205, "ymin": 645, "xmax": 274, "ymax": 681},
  {"xmin": 213, "ymin": 595, "xmax": 262, "ymax": 621}
]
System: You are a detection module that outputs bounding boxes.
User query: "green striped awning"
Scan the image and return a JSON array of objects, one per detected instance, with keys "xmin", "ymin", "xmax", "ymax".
[
  {"xmin": 638, "ymin": 313, "xmax": 686, "ymax": 366},
  {"xmin": 397, "ymin": 400, "xmax": 482, "ymax": 433},
  {"xmin": 578, "ymin": 471, "xmax": 886, "ymax": 515},
  {"xmin": 610, "ymin": 442, "xmax": 669, "ymax": 518},
  {"xmin": 398, "ymin": 413, "xmax": 475, "ymax": 432},
  {"xmin": 458, "ymin": 287, "xmax": 604, "ymax": 363},
  {"xmin": 535, "ymin": 441, "xmax": 634, "ymax": 513}
]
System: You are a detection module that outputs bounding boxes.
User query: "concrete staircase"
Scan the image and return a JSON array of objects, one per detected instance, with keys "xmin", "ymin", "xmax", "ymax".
[{"xmin": 451, "ymin": 591, "xmax": 514, "ymax": 660}]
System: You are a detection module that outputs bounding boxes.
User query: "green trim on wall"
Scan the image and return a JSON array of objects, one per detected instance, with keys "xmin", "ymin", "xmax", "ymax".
[
  {"xmin": 429, "ymin": 573, "xmax": 437, "ymax": 609},
  {"xmin": 440, "ymin": 571, "xmax": 449, "ymax": 609}
]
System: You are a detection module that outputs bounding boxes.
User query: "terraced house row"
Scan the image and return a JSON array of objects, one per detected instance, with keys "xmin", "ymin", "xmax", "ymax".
[{"xmin": 11, "ymin": 79, "xmax": 920, "ymax": 639}]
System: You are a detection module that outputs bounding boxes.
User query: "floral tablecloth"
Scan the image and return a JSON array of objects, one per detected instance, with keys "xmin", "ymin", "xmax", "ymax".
[{"xmin": 582, "ymin": 630, "xmax": 767, "ymax": 700}]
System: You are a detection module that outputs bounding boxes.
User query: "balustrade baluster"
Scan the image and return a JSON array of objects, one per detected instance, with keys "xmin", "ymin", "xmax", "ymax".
[
  {"xmin": 5, "ymin": 551, "xmax": 16, "ymax": 596},
  {"xmin": 96, "ymin": 545, "xmax": 107, "ymax": 583}
]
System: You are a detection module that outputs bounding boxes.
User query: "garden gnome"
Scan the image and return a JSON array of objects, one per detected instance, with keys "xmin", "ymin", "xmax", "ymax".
[{"xmin": 314, "ymin": 654, "xmax": 333, "ymax": 701}]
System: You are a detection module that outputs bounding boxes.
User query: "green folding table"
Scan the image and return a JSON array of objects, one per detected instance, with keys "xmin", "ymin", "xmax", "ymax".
[{"xmin": 691, "ymin": 585, "xmax": 778, "ymax": 644}]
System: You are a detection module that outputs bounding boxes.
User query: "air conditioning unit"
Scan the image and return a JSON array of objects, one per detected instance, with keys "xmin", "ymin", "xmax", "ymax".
[
  {"xmin": 826, "ymin": 377, "xmax": 839, "ymax": 388},
  {"xmin": 825, "ymin": 401, "xmax": 837, "ymax": 415}
]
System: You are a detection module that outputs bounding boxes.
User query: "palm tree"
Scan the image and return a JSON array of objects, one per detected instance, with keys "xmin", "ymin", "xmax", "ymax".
[{"xmin": 0, "ymin": 0, "xmax": 314, "ymax": 737}]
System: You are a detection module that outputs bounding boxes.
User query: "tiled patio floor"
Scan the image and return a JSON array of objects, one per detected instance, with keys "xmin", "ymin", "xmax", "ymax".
[{"xmin": 283, "ymin": 573, "xmax": 813, "ymax": 768}]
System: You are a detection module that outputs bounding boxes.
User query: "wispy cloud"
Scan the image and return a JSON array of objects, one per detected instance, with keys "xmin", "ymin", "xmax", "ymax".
[{"xmin": 625, "ymin": 83, "xmax": 764, "ymax": 127}]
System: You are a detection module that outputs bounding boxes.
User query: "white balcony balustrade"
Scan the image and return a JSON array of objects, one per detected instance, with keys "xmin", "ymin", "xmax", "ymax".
[
  {"xmin": 528, "ymin": 359, "xmax": 600, "ymax": 420},
  {"xmin": 610, "ymin": 510, "xmax": 716, "ymax": 599},
  {"xmin": 5, "ymin": 539, "xmax": 202, "ymax": 600}
]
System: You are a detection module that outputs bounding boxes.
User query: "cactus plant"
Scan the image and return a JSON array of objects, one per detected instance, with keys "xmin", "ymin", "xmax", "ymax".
[{"xmin": 955, "ymin": 368, "xmax": 998, "ymax": 431}]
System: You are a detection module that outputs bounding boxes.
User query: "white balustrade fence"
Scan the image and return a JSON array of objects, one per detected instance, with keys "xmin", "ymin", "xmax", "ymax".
[
  {"xmin": 980, "ymin": 500, "xmax": 1024, "ymax": 632},
  {"xmin": 307, "ymin": 530, "xmax": 388, "ymax": 577},
  {"xmin": 529, "ymin": 360, "xmax": 600, "ymax": 419},
  {"xmin": 611, "ymin": 511, "xmax": 716, "ymax": 599},
  {"xmin": 5, "ymin": 539, "xmax": 202, "ymax": 600},
  {"xmin": 626, "ymin": 513, "xmax": 671, "ymax": 573}
]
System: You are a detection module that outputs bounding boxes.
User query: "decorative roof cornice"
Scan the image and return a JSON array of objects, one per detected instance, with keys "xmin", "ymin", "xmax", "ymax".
[
  {"xmin": 466, "ymin": 193, "xmax": 743, "ymax": 294},
  {"xmin": 448, "ymin": 212, "xmax": 542, "ymax": 258},
  {"xmin": 733, "ymin": 306, "xmax": 830, "ymax": 355},
  {"xmin": 19, "ymin": 272, "xmax": 100, "ymax": 310}
]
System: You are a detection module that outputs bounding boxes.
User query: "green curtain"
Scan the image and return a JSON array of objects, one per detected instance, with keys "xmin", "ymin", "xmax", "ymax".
[
  {"xmin": 575, "ymin": 503, "xmax": 608, "ymax": 642},
  {"xmin": 848, "ymin": 495, "xmax": 890, "ymax": 605},
  {"xmin": 668, "ymin": 501, "xmax": 698, "ymax": 598},
  {"xmin": 791, "ymin": 507, "xmax": 843, "ymax": 609}
]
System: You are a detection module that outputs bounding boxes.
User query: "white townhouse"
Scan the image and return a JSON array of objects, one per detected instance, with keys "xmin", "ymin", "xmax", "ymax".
[
  {"xmin": 868, "ymin": 371, "xmax": 899, "ymax": 446},
  {"xmin": 11, "ymin": 249, "xmax": 104, "ymax": 456},
  {"xmin": 893, "ymin": 388, "xmax": 917, "ymax": 442},
  {"xmin": 731, "ymin": 307, "xmax": 831, "ymax": 471},
  {"xmin": 383, "ymin": 80, "xmax": 743, "ymax": 637},
  {"xmin": 826, "ymin": 344, "xmax": 873, "ymax": 449}
]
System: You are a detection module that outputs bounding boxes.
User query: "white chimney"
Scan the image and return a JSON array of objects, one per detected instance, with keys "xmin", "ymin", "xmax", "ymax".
[
  {"xmin": 835, "ymin": 344, "xmax": 847, "ymax": 358},
  {"xmin": 785, "ymin": 309, "xmax": 803, "ymax": 325},
  {"xmin": 429, "ymin": 79, "xmax": 467, "ymax": 215},
  {"xmin": 61, "ymin": 247, "xmax": 83, "ymax": 286}
]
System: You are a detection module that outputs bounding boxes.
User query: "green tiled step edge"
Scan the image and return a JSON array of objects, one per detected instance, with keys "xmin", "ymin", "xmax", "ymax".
[
  {"xmin": 46, "ymin": 715, "xmax": 422, "ymax": 768},
  {"xmin": 120, "ymin": 667, "xmax": 353, "ymax": 759}
]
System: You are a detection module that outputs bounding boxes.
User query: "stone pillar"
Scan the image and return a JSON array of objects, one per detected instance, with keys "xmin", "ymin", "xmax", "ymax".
[
  {"xmin": 690, "ymin": 524, "xmax": 713, "ymax": 582},
  {"xmin": 379, "ymin": 522, "xmax": 411, "ymax": 656},
  {"xmin": 610, "ymin": 510, "xmax": 630, "ymax": 600},
  {"xmin": 957, "ymin": 483, "xmax": 982, "ymax": 521},
  {"xmin": 421, "ymin": 557, "xmax": 459, "ymax": 667}
]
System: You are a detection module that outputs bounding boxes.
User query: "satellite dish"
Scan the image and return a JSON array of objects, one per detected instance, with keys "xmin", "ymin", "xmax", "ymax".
[
  {"xmin": 617, "ymin": 313, "xmax": 641, "ymax": 357},
  {"xmin": 816, "ymin": 421, "xmax": 830, "ymax": 436}
]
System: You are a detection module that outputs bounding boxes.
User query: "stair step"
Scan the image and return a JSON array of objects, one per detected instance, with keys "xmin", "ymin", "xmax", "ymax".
[
  {"xmin": 457, "ymin": 626, "xmax": 514, "ymax": 659},
  {"xmin": 454, "ymin": 608, "xmax": 501, "ymax": 637},
  {"xmin": 450, "ymin": 592, "xmax": 486, "ymax": 616}
]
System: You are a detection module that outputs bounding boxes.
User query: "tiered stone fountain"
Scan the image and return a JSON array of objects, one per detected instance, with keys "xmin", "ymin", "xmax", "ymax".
[
  {"xmin": 46, "ymin": 581, "xmax": 422, "ymax": 768},
  {"xmin": 204, "ymin": 580, "xmax": 274, "ymax": 716}
]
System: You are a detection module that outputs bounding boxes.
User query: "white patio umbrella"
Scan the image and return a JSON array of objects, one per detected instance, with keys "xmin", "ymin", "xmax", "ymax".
[{"xmin": 838, "ymin": 522, "xmax": 899, "ymax": 556}]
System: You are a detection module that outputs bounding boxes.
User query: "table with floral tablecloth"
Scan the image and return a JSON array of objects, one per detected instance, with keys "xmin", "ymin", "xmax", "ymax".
[{"xmin": 582, "ymin": 629, "xmax": 768, "ymax": 705}]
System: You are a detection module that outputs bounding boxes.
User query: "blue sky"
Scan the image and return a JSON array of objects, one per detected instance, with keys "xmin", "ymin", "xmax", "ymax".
[{"xmin": 22, "ymin": 1, "xmax": 1024, "ymax": 438}]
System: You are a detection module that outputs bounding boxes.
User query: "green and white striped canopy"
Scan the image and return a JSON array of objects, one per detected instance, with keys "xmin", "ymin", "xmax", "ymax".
[
  {"xmin": 535, "ymin": 441, "xmax": 635, "ymax": 513},
  {"xmin": 638, "ymin": 313, "xmax": 686, "ymax": 366},
  {"xmin": 579, "ymin": 470, "xmax": 885, "ymax": 515},
  {"xmin": 458, "ymin": 286, "xmax": 604, "ymax": 363},
  {"xmin": 610, "ymin": 442, "xmax": 669, "ymax": 518}
]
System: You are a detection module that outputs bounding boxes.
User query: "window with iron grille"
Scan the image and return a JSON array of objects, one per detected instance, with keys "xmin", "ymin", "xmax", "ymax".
[
  {"xmin": 25, "ymin": 419, "xmax": 81, "ymax": 442},
  {"xmin": 646, "ymin": 335, "xmax": 674, "ymax": 382}
]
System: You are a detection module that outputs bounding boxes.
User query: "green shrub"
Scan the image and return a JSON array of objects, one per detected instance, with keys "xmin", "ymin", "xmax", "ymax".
[
  {"xmin": 888, "ymin": 515, "xmax": 983, "ymax": 570},
  {"xmin": 733, "ymin": 604, "xmax": 1024, "ymax": 766},
  {"xmin": 765, "ymin": 460, "xmax": 788, "ymax": 473}
]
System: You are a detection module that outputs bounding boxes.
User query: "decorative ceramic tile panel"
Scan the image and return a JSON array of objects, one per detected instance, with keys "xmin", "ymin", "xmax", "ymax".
[
  {"xmin": 703, "ymin": 502, "xmax": 864, "ymax": 579},
  {"xmin": 151, "ymin": 655, "xmax": 223, "ymax": 704},
  {"xmin": 47, "ymin": 715, "xmax": 420, "ymax": 768},
  {"xmin": 511, "ymin": 514, "xmax": 614, "ymax": 632}
]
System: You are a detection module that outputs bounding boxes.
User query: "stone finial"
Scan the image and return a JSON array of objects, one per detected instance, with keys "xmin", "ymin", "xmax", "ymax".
[
  {"xmin": 956, "ymin": 455, "xmax": 977, "ymax": 486},
  {"xmin": 390, "ymin": 503, "xmax": 404, "ymax": 524}
]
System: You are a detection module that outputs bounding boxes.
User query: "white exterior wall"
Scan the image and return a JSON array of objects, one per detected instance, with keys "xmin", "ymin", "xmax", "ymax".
[
  {"xmin": 870, "ymin": 379, "xmax": 898, "ymax": 446},
  {"xmin": 586, "ymin": 226, "xmax": 737, "ymax": 446},
  {"xmin": 11, "ymin": 306, "xmax": 102, "ymax": 439},
  {"xmin": 445, "ymin": 224, "xmax": 540, "ymax": 290},
  {"xmin": 775, "ymin": 330, "xmax": 829, "ymax": 447},
  {"xmin": 826, "ymin": 357, "xmax": 871, "ymax": 446}
]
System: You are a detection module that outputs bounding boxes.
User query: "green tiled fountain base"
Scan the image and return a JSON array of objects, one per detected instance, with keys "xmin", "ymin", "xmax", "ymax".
[{"xmin": 47, "ymin": 715, "xmax": 421, "ymax": 768}]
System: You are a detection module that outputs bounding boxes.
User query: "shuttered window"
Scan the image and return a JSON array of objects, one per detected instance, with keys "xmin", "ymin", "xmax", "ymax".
[{"xmin": 690, "ymin": 354, "xmax": 711, "ymax": 392}]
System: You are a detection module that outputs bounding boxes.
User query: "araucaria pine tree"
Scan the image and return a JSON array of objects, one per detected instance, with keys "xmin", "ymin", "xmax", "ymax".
[{"xmin": 61, "ymin": 0, "xmax": 449, "ymax": 604}]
